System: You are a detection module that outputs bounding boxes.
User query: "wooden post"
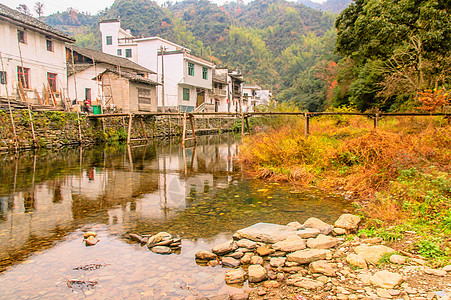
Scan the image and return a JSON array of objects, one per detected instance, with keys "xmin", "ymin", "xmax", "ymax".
[
  {"xmin": 139, "ymin": 117, "xmax": 148, "ymax": 141},
  {"xmin": 245, "ymin": 115, "xmax": 250, "ymax": 134},
  {"xmin": 168, "ymin": 115, "xmax": 172, "ymax": 136},
  {"xmin": 182, "ymin": 113, "xmax": 187, "ymax": 146},
  {"xmin": 373, "ymin": 113, "xmax": 379, "ymax": 129},
  {"xmin": 189, "ymin": 114, "xmax": 197, "ymax": 144},
  {"xmin": 241, "ymin": 112, "xmax": 245, "ymax": 136},
  {"xmin": 127, "ymin": 114, "xmax": 133, "ymax": 144},
  {"xmin": 0, "ymin": 51, "xmax": 18, "ymax": 151},
  {"xmin": 101, "ymin": 117, "xmax": 105, "ymax": 134},
  {"xmin": 304, "ymin": 112, "xmax": 310, "ymax": 137},
  {"xmin": 77, "ymin": 111, "xmax": 82, "ymax": 143}
]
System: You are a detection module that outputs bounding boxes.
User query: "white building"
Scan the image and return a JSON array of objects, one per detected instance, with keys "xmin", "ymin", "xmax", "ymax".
[
  {"xmin": 67, "ymin": 44, "xmax": 159, "ymax": 113},
  {"xmin": 99, "ymin": 19, "xmax": 214, "ymax": 112},
  {"xmin": 242, "ymin": 84, "xmax": 271, "ymax": 112},
  {"xmin": 206, "ymin": 68, "xmax": 244, "ymax": 113},
  {"xmin": 0, "ymin": 4, "xmax": 75, "ymax": 105}
]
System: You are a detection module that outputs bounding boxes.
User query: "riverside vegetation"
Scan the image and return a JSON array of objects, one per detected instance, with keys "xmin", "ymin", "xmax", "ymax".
[{"xmin": 239, "ymin": 111, "xmax": 451, "ymax": 268}]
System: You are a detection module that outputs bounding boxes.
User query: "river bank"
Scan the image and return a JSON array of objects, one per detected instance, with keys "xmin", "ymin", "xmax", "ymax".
[{"xmin": 239, "ymin": 113, "xmax": 451, "ymax": 268}]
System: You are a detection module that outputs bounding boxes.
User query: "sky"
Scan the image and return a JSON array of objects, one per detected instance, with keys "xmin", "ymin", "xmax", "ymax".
[{"xmin": 4, "ymin": 0, "xmax": 325, "ymax": 16}]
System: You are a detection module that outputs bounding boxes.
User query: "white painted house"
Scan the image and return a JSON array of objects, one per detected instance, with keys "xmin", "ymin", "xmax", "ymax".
[
  {"xmin": 66, "ymin": 44, "xmax": 159, "ymax": 113},
  {"xmin": 0, "ymin": 3, "xmax": 75, "ymax": 105},
  {"xmin": 242, "ymin": 84, "xmax": 272, "ymax": 112},
  {"xmin": 99, "ymin": 19, "xmax": 214, "ymax": 112}
]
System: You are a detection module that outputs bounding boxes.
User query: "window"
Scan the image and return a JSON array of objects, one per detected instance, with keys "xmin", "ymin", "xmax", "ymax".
[
  {"xmin": 0, "ymin": 71, "xmax": 6, "ymax": 85},
  {"xmin": 125, "ymin": 49, "xmax": 132, "ymax": 58},
  {"xmin": 202, "ymin": 67, "xmax": 208, "ymax": 80},
  {"xmin": 47, "ymin": 73, "xmax": 57, "ymax": 92},
  {"xmin": 138, "ymin": 88, "xmax": 151, "ymax": 104},
  {"xmin": 183, "ymin": 88, "xmax": 190, "ymax": 101},
  {"xmin": 106, "ymin": 36, "xmax": 112, "ymax": 45},
  {"xmin": 188, "ymin": 62, "xmax": 194, "ymax": 76},
  {"xmin": 85, "ymin": 88, "xmax": 91, "ymax": 101},
  {"xmin": 46, "ymin": 39, "xmax": 53, "ymax": 52},
  {"xmin": 17, "ymin": 30, "xmax": 26, "ymax": 43},
  {"xmin": 117, "ymin": 49, "xmax": 122, "ymax": 56},
  {"xmin": 244, "ymin": 92, "xmax": 249, "ymax": 97},
  {"xmin": 17, "ymin": 67, "xmax": 30, "ymax": 89}
]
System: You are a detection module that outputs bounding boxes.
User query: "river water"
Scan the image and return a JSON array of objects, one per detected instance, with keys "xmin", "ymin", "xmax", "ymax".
[{"xmin": 0, "ymin": 134, "xmax": 351, "ymax": 299}]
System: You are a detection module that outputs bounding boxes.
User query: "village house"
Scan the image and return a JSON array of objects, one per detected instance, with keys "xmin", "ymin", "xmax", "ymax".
[
  {"xmin": 66, "ymin": 44, "xmax": 158, "ymax": 113},
  {"xmin": 229, "ymin": 71, "xmax": 244, "ymax": 112},
  {"xmin": 0, "ymin": 3, "xmax": 75, "ymax": 106},
  {"xmin": 206, "ymin": 68, "xmax": 245, "ymax": 113},
  {"xmin": 242, "ymin": 84, "xmax": 272, "ymax": 112},
  {"xmin": 99, "ymin": 19, "xmax": 214, "ymax": 112}
]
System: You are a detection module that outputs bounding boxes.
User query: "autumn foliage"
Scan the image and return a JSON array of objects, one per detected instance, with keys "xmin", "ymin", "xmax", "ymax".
[{"xmin": 416, "ymin": 89, "xmax": 450, "ymax": 112}]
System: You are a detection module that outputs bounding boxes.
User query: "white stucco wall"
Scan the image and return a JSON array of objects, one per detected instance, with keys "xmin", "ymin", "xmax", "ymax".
[
  {"xmin": 67, "ymin": 64, "xmax": 106, "ymax": 105},
  {"xmin": 0, "ymin": 19, "xmax": 69, "ymax": 104}
]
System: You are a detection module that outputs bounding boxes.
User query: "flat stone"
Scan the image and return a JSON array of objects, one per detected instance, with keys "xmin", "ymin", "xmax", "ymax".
[
  {"xmin": 236, "ymin": 239, "xmax": 258, "ymax": 249},
  {"xmin": 297, "ymin": 228, "xmax": 321, "ymax": 239},
  {"xmin": 307, "ymin": 234, "xmax": 339, "ymax": 249},
  {"xmin": 195, "ymin": 251, "xmax": 217, "ymax": 260},
  {"xmin": 222, "ymin": 257, "xmax": 240, "ymax": 268},
  {"xmin": 282, "ymin": 266, "xmax": 304, "ymax": 273},
  {"xmin": 287, "ymin": 221, "xmax": 304, "ymax": 230},
  {"xmin": 333, "ymin": 228, "xmax": 347, "ymax": 235},
  {"xmin": 346, "ymin": 254, "xmax": 367, "ymax": 269},
  {"xmin": 376, "ymin": 288, "xmax": 393, "ymax": 299},
  {"xmin": 370, "ymin": 270, "xmax": 403, "ymax": 289},
  {"xmin": 236, "ymin": 223, "xmax": 297, "ymax": 243},
  {"xmin": 85, "ymin": 236, "xmax": 99, "ymax": 246},
  {"xmin": 263, "ymin": 280, "xmax": 280, "ymax": 288},
  {"xmin": 354, "ymin": 245, "xmax": 395, "ymax": 265},
  {"xmin": 424, "ymin": 268, "xmax": 447, "ymax": 276},
  {"xmin": 230, "ymin": 293, "xmax": 249, "ymax": 300},
  {"xmin": 151, "ymin": 246, "xmax": 172, "ymax": 254},
  {"xmin": 287, "ymin": 249, "xmax": 328, "ymax": 264},
  {"xmin": 256, "ymin": 246, "xmax": 274, "ymax": 256},
  {"xmin": 388, "ymin": 289, "xmax": 401, "ymax": 296},
  {"xmin": 287, "ymin": 275, "xmax": 324, "ymax": 289},
  {"xmin": 270, "ymin": 257, "xmax": 286, "ymax": 268},
  {"xmin": 303, "ymin": 217, "xmax": 334, "ymax": 235},
  {"xmin": 334, "ymin": 214, "xmax": 361, "ymax": 231},
  {"xmin": 272, "ymin": 235, "xmax": 306, "ymax": 252},
  {"xmin": 250, "ymin": 255, "xmax": 264, "ymax": 265},
  {"xmin": 225, "ymin": 268, "xmax": 246, "ymax": 284},
  {"xmin": 248, "ymin": 264, "xmax": 267, "ymax": 283},
  {"xmin": 390, "ymin": 254, "xmax": 406, "ymax": 264},
  {"xmin": 227, "ymin": 251, "xmax": 244, "ymax": 259},
  {"xmin": 209, "ymin": 295, "xmax": 230, "ymax": 300},
  {"xmin": 240, "ymin": 252, "xmax": 253, "ymax": 265},
  {"xmin": 443, "ymin": 265, "xmax": 451, "ymax": 272},
  {"xmin": 212, "ymin": 240, "xmax": 238, "ymax": 256},
  {"xmin": 309, "ymin": 260, "xmax": 336, "ymax": 277}
]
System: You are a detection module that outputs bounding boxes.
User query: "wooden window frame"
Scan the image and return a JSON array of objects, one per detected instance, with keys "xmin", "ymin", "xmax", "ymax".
[
  {"xmin": 183, "ymin": 88, "xmax": 190, "ymax": 101},
  {"xmin": 125, "ymin": 49, "xmax": 132, "ymax": 58},
  {"xmin": 117, "ymin": 49, "xmax": 122, "ymax": 56},
  {"xmin": 17, "ymin": 30, "xmax": 26, "ymax": 44},
  {"xmin": 202, "ymin": 67, "xmax": 208, "ymax": 80},
  {"xmin": 138, "ymin": 88, "xmax": 152, "ymax": 104},
  {"xmin": 47, "ymin": 72, "xmax": 57, "ymax": 92},
  {"xmin": 17, "ymin": 67, "xmax": 30, "ymax": 89},
  {"xmin": 46, "ymin": 39, "xmax": 53, "ymax": 52},
  {"xmin": 106, "ymin": 36, "xmax": 112, "ymax": 45},
  {"xmin": 188, "ymin": 62, "xmax": 194, "ymax": 76}
]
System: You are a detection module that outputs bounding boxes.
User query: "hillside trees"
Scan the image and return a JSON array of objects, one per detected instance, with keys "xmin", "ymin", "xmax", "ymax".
[{"xmin": 335, "ymin": 0, "xmax": 451, "ymax": 111}]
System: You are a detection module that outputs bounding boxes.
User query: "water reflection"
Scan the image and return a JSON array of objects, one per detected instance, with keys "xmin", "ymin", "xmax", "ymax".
[{"xmin": 0, "ymin": 134, "xmax": 351, "ymax": 299}]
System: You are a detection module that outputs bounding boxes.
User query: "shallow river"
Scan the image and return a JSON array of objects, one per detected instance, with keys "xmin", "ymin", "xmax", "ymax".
[{"xmin": 0, "ymin": 134, "xmax": 351, "ymax": 299}]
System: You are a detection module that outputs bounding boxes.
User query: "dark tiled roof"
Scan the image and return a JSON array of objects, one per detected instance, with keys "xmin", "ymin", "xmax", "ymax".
[
  {"xmin": 67, "ymin": 63, "xmax": 91, "ymax": 77},
  {"xmin": 212, "ymin": 72, "xmax": 227, "ymax": 84},
  {"xmin": 67, "ymin": 44, "xmax": 155, "ymax": 74},
  {"xmin": 0, "ymin": 3, "xmax": 75, "ymax": 42},
  {"xmin": 96, "ymin": 69, "xmax": 160, "ymax": 86}
]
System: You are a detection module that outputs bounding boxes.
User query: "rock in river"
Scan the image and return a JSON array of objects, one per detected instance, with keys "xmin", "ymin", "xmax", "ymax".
[
  {"xmin": 303, "ymin": 217, "xmax": 333, "ymax": 235},
  {"xmin": 195, "ymin": 251, "xmax": 217, "ymax": 261},
  {"xmin": 236, "ymin": 223, "xmax": 296, "ymax": 243},
  {"xmin": 222, "ymin": 257, "xmax": 240, "ymax": 268},
  {"xmin": 272, "ymin": 235, "xmax": 306, "ymax": 252},
  {"xmin": 287, "ymin": 249, "xmax": 328, "ymax": 264},
  {"xmin": 248, "ymin": 265, "xmax": 268, "ymax": 283},
  {"xmin": 151, "ymin": 246, "xmax": 172, "ymax": 254},
  {"xmin": 225, "ymin": 268, "xmax": 246, "ymax": 284},
  {"xmin": 212, "ymin": 240, "xmax": 238, "ymax": 256}
]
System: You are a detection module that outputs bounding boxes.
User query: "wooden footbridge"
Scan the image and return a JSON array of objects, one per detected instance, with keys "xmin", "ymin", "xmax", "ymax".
[{"xmin": 88, "ymin": 111, "xmax": 450, "ymax": 146}]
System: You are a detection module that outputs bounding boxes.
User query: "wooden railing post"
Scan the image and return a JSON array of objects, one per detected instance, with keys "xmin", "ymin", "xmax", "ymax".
[
  {"xmin": 373, "ymin": 113, "xmax": 379, "ymax": 129},
  {"xmin": 304, "ymin": 112, "xmax": 310, "ymax": 136},
  {"xmin": 127, "ymin": 113, "xmax": 133, "ymax": 145},
  {"xmin": 182, "ymin": 113, "xmax": 187, "ymax": 146}
]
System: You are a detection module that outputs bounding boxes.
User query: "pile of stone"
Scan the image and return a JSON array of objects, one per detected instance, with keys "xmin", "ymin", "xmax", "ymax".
[
  {"xmin": 195, "ymin": 214, "xmax": 450, "ymax": 298},
  {"xmin": 83, "ymin": 231, "xmax": 99, "ymax": 246},
  {"xmin": 128, "ymin": 232, "xmax": 181, "ymax": 254}
]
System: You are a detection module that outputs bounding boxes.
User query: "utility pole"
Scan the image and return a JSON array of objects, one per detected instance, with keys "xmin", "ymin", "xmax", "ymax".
[{"xmin": 160, "ymin": 45, "xmax": 166, "ymax": 112}]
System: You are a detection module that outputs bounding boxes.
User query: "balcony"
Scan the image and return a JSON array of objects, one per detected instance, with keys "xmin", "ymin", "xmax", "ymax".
[{"xmin": 208, "ymin": 88, "xmax": 227, "ymax": 97}]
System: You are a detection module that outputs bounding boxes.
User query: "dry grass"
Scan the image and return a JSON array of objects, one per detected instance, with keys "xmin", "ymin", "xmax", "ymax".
[{"xmin": 239, "ymin": 114, "xmax": 451, "ymax": 225}]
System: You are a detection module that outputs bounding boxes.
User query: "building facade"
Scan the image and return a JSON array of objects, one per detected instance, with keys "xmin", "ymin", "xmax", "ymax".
[
  {"xmin": 0, "ymin": 4, "xmax": 75, "ymax": 105},
  {"xmin": 99, "ymin": 19, "xmax": 214, "ymax": 112}
]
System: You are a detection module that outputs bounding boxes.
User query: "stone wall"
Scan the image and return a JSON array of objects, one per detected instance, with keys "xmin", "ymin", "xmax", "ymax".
[{"xmin": 0, "ymin": 110, "xmax": 240, "ymax": 152}]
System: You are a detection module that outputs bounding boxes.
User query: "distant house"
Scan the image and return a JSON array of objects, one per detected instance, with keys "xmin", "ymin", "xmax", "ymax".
[
  {"xmin": 99, "ymin": 19, "xmax": 214, "ymax": 112},
  {"xmin": 242, "ymin": 84, "xmax": 267, "ymax": 112},
  {"xmin": 229, "ymin": 71, "xmax": 244, "ymax": 112},
  {"xmin": 206, "ymin": 68, "xmax": 244, "ymax": 113},
  {"xmin": 0, "ymin": 3, "xmax": 75, "ymax": 105},
  {"xmin": 66, "ymin": 44, "xmax": 158, "ymax": 113}
]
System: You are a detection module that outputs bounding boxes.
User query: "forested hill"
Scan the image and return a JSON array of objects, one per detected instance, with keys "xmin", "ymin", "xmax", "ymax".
[
  {"xmin": 297, "ymin": 0, "xmax": 352, "ymax": 13},
  {"xmin": 43, "ymin": 0, "xmax": 339, "ymax": 111}
]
